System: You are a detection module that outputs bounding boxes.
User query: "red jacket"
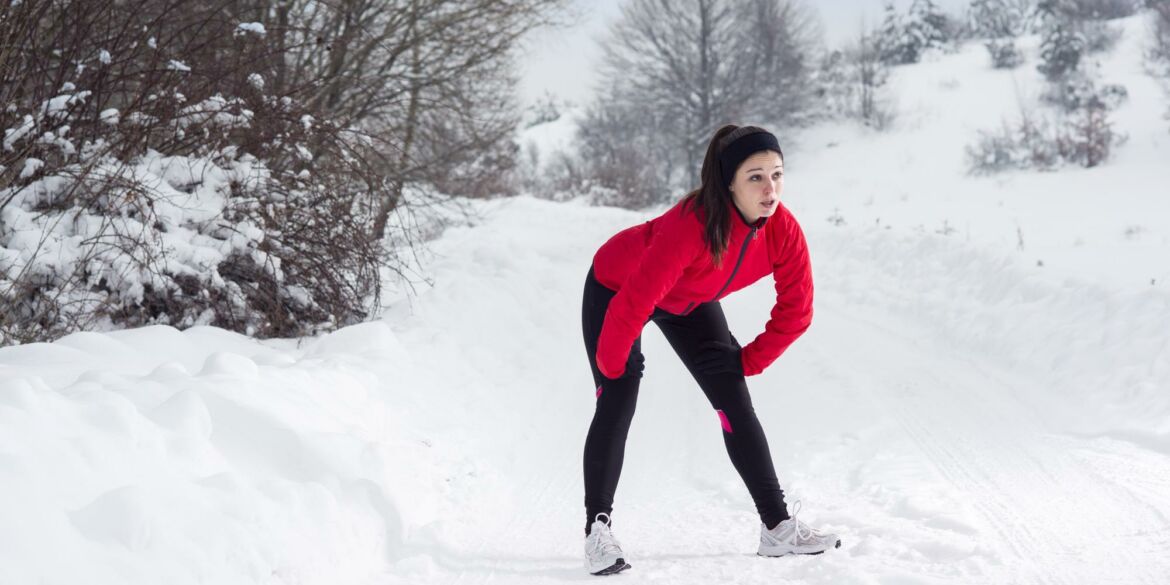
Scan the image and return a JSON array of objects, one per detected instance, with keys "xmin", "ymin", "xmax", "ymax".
[{"xmin": 592, "ymin": 197, "xmax": 813, "ymax": 379}]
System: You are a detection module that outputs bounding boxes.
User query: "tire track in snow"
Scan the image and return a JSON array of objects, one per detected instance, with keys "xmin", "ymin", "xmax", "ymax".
[
  {"xmin": 829, "ymin": 306, "xmax": 1169, "ymax": 584},
  {"xmin": 448, "ymin": 426, "xmax": 580, "ymax": 585}
]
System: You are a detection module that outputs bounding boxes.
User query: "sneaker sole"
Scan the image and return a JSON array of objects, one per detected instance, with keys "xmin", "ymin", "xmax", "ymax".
[
  {"xmin": 758, "ymin": 539, "xmax": 842, "ymax": 557},
  {"xmin": 590, "ymin": 559, "xmax": 632, "ymax": 576}
]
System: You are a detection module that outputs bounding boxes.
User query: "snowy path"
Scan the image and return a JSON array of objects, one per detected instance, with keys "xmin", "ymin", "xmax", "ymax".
[
  {"xmin": 3, "ymin": 198, "xmax": 1169, "ymax": 585},
  {"xmin": 376, "ymin": 198, "xmax": 1170, "ymax": 584},
  {"xmin": 405, "ymin": 296, "xmax": 1170, "ymax": 584}
]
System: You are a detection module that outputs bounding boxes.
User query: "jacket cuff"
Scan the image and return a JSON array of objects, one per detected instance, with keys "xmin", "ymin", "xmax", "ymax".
[
  {"xmin": 740, "ymin": 348, "xmax": 762, "ymax": 377},
  {"xmin": 597, "ymin": 349, "xmax": 623, "ymax": 379}
]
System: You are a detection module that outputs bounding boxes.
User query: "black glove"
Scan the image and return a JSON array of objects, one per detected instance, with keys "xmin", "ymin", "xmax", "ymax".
[{"xmin": 692, "ymin": 339, "xmax": 744, "ymax": 377}]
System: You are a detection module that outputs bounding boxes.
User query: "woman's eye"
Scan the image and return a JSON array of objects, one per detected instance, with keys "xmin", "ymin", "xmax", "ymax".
[
  {"xmin": 773, "ymin": 172, "xmax": 783, "ymax": 179},
  {"xmin": 749, "ymin": 175, "xmax": 761, "ymax": 181}
]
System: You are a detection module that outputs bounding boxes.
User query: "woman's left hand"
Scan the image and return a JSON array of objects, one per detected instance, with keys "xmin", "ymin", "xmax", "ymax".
[{"xmin": 692, "ymin": 340, "xmax": 745, "ymax": 377}]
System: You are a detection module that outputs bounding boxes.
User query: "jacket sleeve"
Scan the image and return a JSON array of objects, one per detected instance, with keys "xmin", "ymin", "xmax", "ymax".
[
  {"xmin": 739, "ymin": 211, "xmax": 813, "ymax": 377},
  {"xmin": 596, "ymin": 207, "xmax": 704, "ymax": 379}
]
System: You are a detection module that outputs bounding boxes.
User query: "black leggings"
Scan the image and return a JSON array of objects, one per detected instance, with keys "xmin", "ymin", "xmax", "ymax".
[{"xmin": 581, "ymin": 265, "xmax": 790, "ymax": 534}]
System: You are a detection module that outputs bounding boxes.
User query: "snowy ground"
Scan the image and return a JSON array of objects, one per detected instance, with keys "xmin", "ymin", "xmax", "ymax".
[{"xmin": 3, "ymin": 12, "xmax": 1170, "ymax": 585}]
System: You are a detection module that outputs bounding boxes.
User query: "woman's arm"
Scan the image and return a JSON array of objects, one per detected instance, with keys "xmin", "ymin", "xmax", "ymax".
[
  {"xmin": 739, "ymin": 212, "xmax": 814, "ymax": 377},
  {"xmin": 596, "ymin": 206, "xmax": 704, "ymax": 379}
]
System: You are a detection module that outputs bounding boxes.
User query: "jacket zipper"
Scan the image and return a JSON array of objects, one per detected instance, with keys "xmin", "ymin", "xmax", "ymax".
[{"xmin": 709, "ymin": 225, "xmax": 758, "ymax": 303}]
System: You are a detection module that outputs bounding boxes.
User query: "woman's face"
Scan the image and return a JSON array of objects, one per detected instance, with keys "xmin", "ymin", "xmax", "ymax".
[{"xmin": 728, "ymin": 150, "xmax": 784, "ymax": 223}]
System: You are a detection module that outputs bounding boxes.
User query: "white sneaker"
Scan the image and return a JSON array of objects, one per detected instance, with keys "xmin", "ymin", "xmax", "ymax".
[
  {"xmin": 758, "ymin": 501, "xmax": 841, "ymax": 557},
  {"xmin": 584, "ymin": 513, "xmax": 631, "ymax": 576}
]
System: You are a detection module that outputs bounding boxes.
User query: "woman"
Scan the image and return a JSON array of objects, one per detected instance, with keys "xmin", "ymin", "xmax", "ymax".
[{"xmin": 580, "ymin": 125, "xmax": 840, "ymax": 576}]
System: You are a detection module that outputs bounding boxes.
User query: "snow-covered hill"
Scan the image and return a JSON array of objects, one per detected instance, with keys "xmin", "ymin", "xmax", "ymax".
[{"xmin": 3, "ymin": 12, "xmax": 1170, "ymax": 585}]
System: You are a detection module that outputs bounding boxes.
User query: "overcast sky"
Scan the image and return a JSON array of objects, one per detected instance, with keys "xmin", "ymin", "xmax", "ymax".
[{"xmin": 517, "ymin": 0, "xmax": 970, "ymax": 108}]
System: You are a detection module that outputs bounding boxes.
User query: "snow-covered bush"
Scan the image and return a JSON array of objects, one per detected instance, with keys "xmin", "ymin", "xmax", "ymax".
[
  {"xmin": 986, "ymin": 38, "xmax": 1026, "ymax": 68},
  {"xmin": 1038, "ymin": 20, "xmax": 1087, "ymax": 79},
  {"xmin": 1041, "ymin": 72, "xmax": 1129, "ymax": 110},
  {"xmin": 1056, "ymin": 101, "xmax": 1121, "ymax": 166},
  {"xmin": 966, "ymin": 94, "xmax": 1123, "ymax": 173},
  {"xmin": 966, "ymin": 113, "xmax": 1063, "ymax": 173},
  {"xmin": 0, "ymin": 0, "xmax": 385, "ymax": 344}
]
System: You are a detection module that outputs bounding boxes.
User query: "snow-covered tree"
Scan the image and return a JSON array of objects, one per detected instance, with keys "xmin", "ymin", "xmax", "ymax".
[
  {"xmin": 1037, "ymin": 18, "xmax": 1087, "ymax": 80},
  {"xmin": 879, "ymin": 0, "xmax": 953, "ymax": 65},
  {"xmin": 878, "ymin": 2, "xmax": 916, "ymax": 64},
  {"xmin": 815, "ymin": 28, "xmax": 894, "ymax": 129},
  {"xmin": 907, "ymin": 0, "xmax": 952, "ymax": 51},
  {"xmin": 969, "ymin": 0, "xmax": 1033, "ymax": 38},
  {"xmin": 1150, "ymin": 0, "xmax": 1170, "ymax": 77}
]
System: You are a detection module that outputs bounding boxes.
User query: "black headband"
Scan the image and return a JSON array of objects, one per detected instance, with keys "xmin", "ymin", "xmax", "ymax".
[{"xmin": 719, "ymin": 131, "xmax": 782, "ymax": 182}]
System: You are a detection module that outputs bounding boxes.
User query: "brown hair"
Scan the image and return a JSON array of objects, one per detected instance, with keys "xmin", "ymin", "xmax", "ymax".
[{"xmin": 682, "ymin": 124, "xmax": 782, "ymax": 267}]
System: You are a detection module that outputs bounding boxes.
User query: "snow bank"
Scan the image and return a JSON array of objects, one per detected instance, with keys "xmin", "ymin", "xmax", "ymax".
[{"xmin": 0, "ymin": 324, "xmax": 450, "ymax": 585}]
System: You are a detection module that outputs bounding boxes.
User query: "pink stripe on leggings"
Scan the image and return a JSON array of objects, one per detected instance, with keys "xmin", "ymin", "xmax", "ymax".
[
  {"xmin": 717, "ymin": 410, "xmax": 733, "ymax": 433},
  {"xmin": 596, "ymin": 385, "xmax": 603, "ymax": 399}
]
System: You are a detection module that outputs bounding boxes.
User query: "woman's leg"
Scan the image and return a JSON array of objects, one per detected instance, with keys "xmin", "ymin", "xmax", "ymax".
[
  {"xmin": 652, "ymin": 303, "xmax": 791, "ymax": 529},
  {"xmin": 581, "ymin": 266, "xmax": 645, "ymax": 535}
]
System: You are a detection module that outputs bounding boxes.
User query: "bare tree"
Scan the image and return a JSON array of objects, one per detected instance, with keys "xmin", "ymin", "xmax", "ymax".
[
  {"xmin": 245, "ymin": 0, "xmax": 569, "ymax": 237},
  {"xmin": 580, "ymin": 0, "xmax": 818, "ymax": 205}
]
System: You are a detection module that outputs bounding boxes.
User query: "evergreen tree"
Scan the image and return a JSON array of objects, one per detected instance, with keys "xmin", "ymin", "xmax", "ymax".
[
  {"xmin": 878, "ymin": 2, "xmax": 916, "ymax": 64},
  {"xmin": 970, "ymin": 0, "xmax": 1030, "ymax": 38},
  {"xmin": 906, "ymin": 0, "xmax": 951, "ymax": 52},
  {"xmin": 879, "ymin": 0, "xmax": 951, "ymax": 65}
]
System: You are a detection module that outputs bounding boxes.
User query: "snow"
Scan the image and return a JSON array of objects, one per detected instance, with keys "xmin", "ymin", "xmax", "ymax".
[
  {"xmin": 19, "ymin": 157, "xmax": 42, "ymax": 179},
  {"xmin": 2, "ymin": 11, "xmax": 1170, "ymax": 585},
  {"xmin": 237, "ymin": 22, "xmax": 267, "ymax": 36}
]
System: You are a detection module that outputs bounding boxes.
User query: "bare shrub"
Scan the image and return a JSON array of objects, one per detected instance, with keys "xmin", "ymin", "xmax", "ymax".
[
  {"xmin": 966, "ymin": 100, "xmax": 1123, "ymax": 173},
  {"xmin": 573, "ymin": 99, "xmax": 673, "ymax": 210},
  {"xmin": 966, "ymin": 112, "xmax": 1062, "ymax": 174},
  {"xmin": 815, "ymin": 28, "xmax": 896, "ymax": 129},
  {"xmin": 1041, "ymin": 71, "xmax": 1129, "ymax": 110}
]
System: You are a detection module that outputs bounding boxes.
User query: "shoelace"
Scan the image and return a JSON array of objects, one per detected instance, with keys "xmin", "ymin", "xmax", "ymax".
[
  {"xmin": 787, "ymin": 500, "xmax": 817, "ymax": 544},
  {"xmin": 590, "ymin": 514, "xmax": 623, "ymax": 557}
]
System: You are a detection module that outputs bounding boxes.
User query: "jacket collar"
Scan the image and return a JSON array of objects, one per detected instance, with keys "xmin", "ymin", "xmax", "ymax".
[{"xmin": 728, "ymin": 198, "xmax": 769, "ymax": 231}]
